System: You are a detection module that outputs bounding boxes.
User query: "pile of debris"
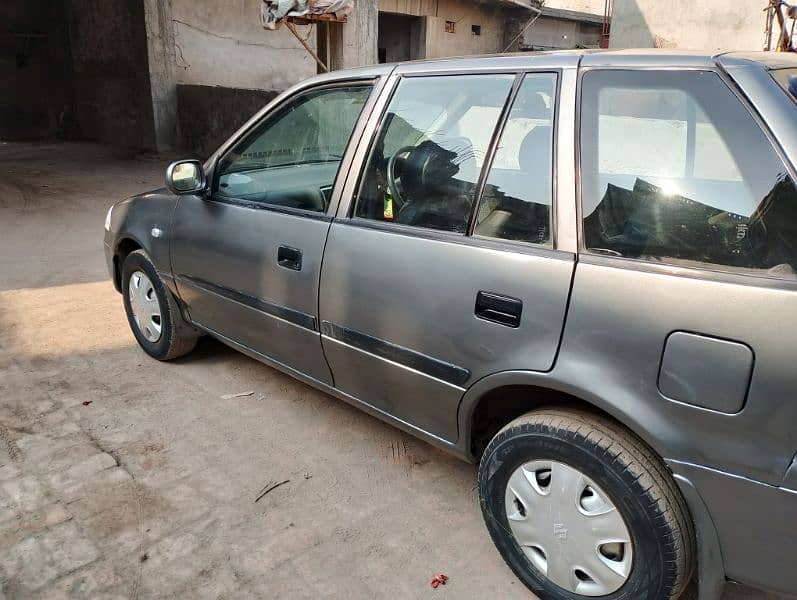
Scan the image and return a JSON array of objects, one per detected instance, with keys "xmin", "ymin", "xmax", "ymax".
[{"xmin": 261, "ymin": 0, "xmax": 353, "ymax": 30}]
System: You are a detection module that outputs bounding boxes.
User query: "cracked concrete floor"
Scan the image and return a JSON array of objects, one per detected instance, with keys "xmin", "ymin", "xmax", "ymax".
[{"xmin": 0, "ymin": 142, "xmax": 781, "ymax": 599}]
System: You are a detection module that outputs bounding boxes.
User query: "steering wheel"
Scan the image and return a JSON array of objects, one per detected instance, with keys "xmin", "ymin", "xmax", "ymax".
[{"xmin": 386, "ymin": 146, "xmax": 417, "ymax": 207}]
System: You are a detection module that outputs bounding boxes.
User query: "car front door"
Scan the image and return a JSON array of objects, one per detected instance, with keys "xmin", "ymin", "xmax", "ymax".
[
  {"xmin": 170, "ymin": 79, "xmax": 377, "ymax": 385},
  {"xmin": 319, "ymin": 68, "xmax": 577, "ymax": 442}
]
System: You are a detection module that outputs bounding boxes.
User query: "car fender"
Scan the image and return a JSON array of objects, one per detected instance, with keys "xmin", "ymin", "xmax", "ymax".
[
  {"xmin": 109, "ymin": 190, "xmax": 179, "ymax": 294},
  {"xmin": 457, "ymin": 369, "xmax": 669, "ymax": 461},
  {"xmin": 457, "ymin": 369, "xmax": 726, "ymax": 599}
]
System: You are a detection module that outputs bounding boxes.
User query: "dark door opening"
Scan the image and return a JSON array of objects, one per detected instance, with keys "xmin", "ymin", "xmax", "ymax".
[{"xmin": 378, "ymin": 12, "xmax": 425, "ymax": 64}]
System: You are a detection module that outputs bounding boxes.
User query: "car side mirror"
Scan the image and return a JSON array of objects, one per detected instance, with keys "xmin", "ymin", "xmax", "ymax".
[{"xmin": 166, "ymin": 160, "xmax": 207, "ymax": 195}]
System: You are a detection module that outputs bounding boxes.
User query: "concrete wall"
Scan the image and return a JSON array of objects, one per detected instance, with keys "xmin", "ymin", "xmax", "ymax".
[
  {"xmin": 0, "ymin": 0, "xmax": 74, "ymax": 140},
  {"xmin": 544, "ymin": 0, "xmax": 606, "ymax": 15},
  {"xmin": 335, "ymin": 0, "xmax": 379, "ymax": 69},
  {"xmin": 144, "ymin": 0, "xmax": 178, "ymax": 151},
  {"xmin": 171, "ymin": 0, "xmax": 317, "ymax": 91},
  {"xmin": 610, "ymin": 0, "xmax": 765, "ymax": 51},
  {"xmin": 177, "ymin": 85, "xmax": 278, "ymax": 158},
  {"xmin": 524, "ymin": 16, "xmax": 603, "ymax": 50},
  {"xmin": 66, "ymin": 0, "xmax": 157, "ymax": 149}
]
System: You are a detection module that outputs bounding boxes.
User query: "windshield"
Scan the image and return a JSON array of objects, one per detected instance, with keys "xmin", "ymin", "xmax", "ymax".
[{"xmin": 772, "ymin": 68, "xmax": 797, "ymax": 104}]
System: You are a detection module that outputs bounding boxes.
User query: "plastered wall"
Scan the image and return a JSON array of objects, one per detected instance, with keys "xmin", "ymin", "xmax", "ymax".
[
  {"xmin": 171, "ymin": 0, "xmax": 318, "ymax": 91},
  {"xmin": 610, "ymin": 0, "xmax": 766, "ymax": 51}
]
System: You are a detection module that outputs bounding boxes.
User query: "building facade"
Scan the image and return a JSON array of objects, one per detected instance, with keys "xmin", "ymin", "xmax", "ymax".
[
  {"xmin": 378, "ymin": 0, "xmax": 532, "ymax": 62},
  {"xmin": 2, "ymin": 0, "xmax": 539, "ymax": 153},
  {"xmin": 521, "ymin": 6, "xmax": 605, "ymax": 51}
]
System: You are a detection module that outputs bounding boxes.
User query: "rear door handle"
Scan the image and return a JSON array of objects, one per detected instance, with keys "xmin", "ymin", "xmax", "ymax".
[
  {"xmin": 278, "ymin": 246, "xmax": 302, "ymax": 271},
  {"xmin": 475, "ymin": 291, "xmax": 522, "ymax": 328}
]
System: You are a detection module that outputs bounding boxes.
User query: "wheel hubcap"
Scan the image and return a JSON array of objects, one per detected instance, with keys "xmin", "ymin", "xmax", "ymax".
[
  {"xmin": 505, "ymin": 460, "xmax": 633, "ymax": 596},
  {"xmin": 128, "ymin": 271, "xmax": 162, "ymax": 343}
]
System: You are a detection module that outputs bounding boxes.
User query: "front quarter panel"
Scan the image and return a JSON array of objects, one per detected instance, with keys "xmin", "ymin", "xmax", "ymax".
[{"xmin": 105, "ymin": 188, "xmax": 179, "ymax": 288}]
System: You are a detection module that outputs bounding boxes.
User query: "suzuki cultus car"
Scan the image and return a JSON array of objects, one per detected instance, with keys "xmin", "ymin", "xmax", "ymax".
[{"xmin": 104, "ymin": 50, "xmax": 797, "ymax": 600}]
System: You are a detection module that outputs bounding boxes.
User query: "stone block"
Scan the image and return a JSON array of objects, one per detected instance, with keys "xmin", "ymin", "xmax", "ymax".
[
  {"xmin": 48, "ymin": 453, "xmax": 117, "ymax": 493},
  {"xmin": 0, "ymin": 521, "xmax": 98, "ymax": 592}
]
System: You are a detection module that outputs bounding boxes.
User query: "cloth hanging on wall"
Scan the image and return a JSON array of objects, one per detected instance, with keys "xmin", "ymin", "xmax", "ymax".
[{"xmin": 261, "ymin": 0, "xmax": 353, "ymax": 30}]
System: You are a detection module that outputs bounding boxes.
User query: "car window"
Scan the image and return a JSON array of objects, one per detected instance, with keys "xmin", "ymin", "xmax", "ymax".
[
  {"xmin": 475, "ymin": 73, "xmax": 557, "ymax": 245},
  {"xmin": 215, "ymin": 84, "xmax": 372, "ymax": 213},
  {"xmin": 354, "ymin": 74, "xmax": 515, "ymax": 234},
  {"xmin": 580, "ymin": 70, "xmax": 797, "ymax": 279}
]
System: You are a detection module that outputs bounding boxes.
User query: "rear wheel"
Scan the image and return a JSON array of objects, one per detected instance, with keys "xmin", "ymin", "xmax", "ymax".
[
  {"xmin": 478, "ymin": 407, "xmax": 695, "ymax": 600},
  {"xmin": 122, "ymin": 250, "xmax": 197, "ymax": 361}
]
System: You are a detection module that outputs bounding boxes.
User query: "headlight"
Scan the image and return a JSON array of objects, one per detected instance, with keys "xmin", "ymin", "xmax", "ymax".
[{"xmin": 104, "ymin": 205, "xmax": 114, "ymax": 231}]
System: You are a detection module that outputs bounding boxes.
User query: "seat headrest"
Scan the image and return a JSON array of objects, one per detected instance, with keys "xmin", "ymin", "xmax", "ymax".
[
  {"xmin": 519, "ymin": 125, "xmax": 552, "ymax": 174},
  {"xmin": 513, "ymin": 92, "xmax": 551, "ymax": 119}
]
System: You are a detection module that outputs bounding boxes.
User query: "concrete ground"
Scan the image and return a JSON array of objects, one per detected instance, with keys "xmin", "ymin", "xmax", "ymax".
[{"xmin": 0, "ymin": 142, "xmax": 780, "ymax": 599}]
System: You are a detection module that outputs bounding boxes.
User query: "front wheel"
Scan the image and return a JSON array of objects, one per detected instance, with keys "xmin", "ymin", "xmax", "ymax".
[
  {"xmin": 122, "ymin": 250, "xmax": 197, "ymax": 361},
  {"xmin": 478, "ymin": 407, "xmax": 695, "ymax": 600}
]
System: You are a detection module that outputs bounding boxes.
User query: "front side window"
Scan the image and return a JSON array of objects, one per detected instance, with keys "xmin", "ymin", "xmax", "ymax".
[
  {"xmin": 475, "ymin": 73, "xmax": 556, "ymax": 245},
  {"xmin": 354, "ymin": 74, "xmax": 515, "ymax": 234},
  {"xmin": 580, "ymin": 70, "xmax": 797, "ymax": 278},
  {"xmin": 215, "ymin": 84, "xmax": 372, "ymax": 212}
]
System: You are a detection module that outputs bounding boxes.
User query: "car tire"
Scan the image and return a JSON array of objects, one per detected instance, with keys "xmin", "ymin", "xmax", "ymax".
[
  {"xmin": 122, "ymin": 249, "xmax": 197, "ymax": 361},
  {"xmin": 478, "ymin": 407, "xmax": 695, "ymax": 600}
]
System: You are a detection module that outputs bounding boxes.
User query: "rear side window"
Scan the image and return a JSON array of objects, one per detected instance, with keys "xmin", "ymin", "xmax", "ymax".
[
  {"xmin": 580, "ymin": 69, "xmax": 797, "ymax": 279},
  {"xmin": 475, "ymin": 73, "xmax": 556, "ymax": 245}
]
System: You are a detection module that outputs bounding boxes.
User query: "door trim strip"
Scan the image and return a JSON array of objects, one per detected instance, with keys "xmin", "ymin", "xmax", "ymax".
[
  {"xmin": 176, "ymin": 274, "xmax": 317, "ymax": 332},
  {"xmin": 320, "ymin": 321, "xmax": 471, "ymax": 387}
]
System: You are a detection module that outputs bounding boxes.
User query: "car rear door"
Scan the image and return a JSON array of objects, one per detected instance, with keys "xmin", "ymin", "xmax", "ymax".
[
  {"xmin": 319, "ymin": 60, "xmax": 579, "ymax": 442},
  {"xmin": 170, "ymin": 75, "xmax": 385, "ymax": 385}
]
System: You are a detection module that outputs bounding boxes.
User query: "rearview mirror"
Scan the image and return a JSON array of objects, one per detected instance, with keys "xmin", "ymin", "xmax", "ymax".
[{"xmin": 166, "ymin": 160, "xmax": 206, "ymax": 195}]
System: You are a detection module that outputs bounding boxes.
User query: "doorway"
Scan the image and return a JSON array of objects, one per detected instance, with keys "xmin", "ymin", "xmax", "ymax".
[{"xmin": 378, "ymin": 12, "xmax": 426, "ymax": 63}]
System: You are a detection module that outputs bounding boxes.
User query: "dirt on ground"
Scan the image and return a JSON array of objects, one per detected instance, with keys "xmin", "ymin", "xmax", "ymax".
[{"xmin": 0, "ymin": 142, "xmax": 778, "ymax": 599}]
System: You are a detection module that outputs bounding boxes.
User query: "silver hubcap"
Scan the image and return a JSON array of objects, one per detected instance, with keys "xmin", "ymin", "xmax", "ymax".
[
  {"xmin": 505, "ymin": 460, "xmax": 633, "ymax": 596},
  {"xmin": 128, "ymin": 271, "xmax": 162, "ymax": 343}
]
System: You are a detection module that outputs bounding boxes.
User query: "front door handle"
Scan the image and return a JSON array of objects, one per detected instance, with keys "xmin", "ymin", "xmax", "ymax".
[
  {"xmin": 278, "ymin": 246, "xmax": 302, "ymax": 271},
  {"xmin": 475, "ymin": 291, "xmax": 522, "ymax": 328}
]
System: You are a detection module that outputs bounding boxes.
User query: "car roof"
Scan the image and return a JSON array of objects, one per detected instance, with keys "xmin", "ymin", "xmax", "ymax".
[
  {"xmin": 718, "ymin": 51, "xmax": 797, "ymax": 71},
  {"xmin": 310, "ymin": 49, "xmax": 789, "ymax": 85}
]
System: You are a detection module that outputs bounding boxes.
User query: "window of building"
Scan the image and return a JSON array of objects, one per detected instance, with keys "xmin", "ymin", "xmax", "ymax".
[
  {"xmin": 580, "ymin": 70, "xmax": 797, "ymax": 278},
  {"xmin": 445, "ymin": 20, "xmax": 456, "ymax": 34},
  {"xmin": 215, "ymin": 85, "xmax": 372, "ymax": 213},
  {"xmin": 353, "ymin": 74, "xmax": 515, "ymax": 234},
  {"xmin": 474, "ymin": 73, "xmax": 557, "ymax": 245},
  {"xmin": 472, "ymin": 24, "xmax": 482, "ymax": 36}
]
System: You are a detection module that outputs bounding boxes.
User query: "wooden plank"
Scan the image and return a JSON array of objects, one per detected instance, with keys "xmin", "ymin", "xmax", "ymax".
[
  {"xmin": 287, "ymin": 13, "xmax": 349, "ymax": 25},
  {"xmin": 285, "ymin": 20, "xmax": 330, "ymax": 72}
]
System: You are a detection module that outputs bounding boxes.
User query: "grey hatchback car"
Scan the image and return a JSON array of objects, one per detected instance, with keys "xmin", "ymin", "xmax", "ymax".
[{"xmin": 104, "ymin": 50, "xmax": 797, "ymax": 600}]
